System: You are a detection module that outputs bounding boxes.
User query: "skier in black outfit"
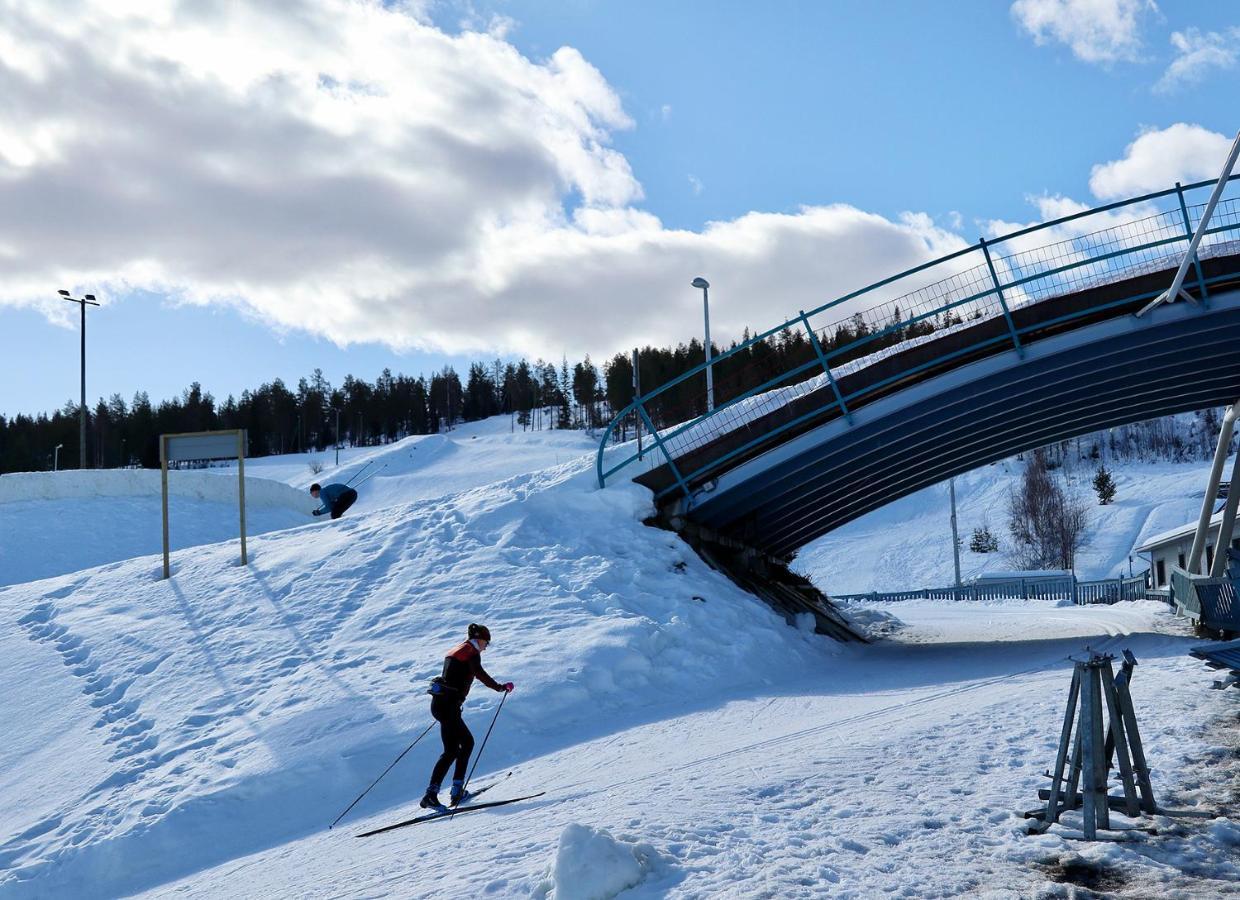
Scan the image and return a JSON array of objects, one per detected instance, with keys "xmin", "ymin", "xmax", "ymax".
[{"xmin": 421, "ymin": 623, "xmax": 514, "ymax": 810}]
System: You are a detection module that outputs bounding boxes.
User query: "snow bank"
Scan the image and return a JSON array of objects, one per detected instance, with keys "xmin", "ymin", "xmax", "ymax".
[
  {"xmin": 544, "ymin": 824, "xmax": 661, "ymax": 900},
  {"xmin": 0, "ymin": 449, "xmax": 840, "ymax": 898},
  {"xmin": 0, "ymin": 469, "xmax": 312, "ymax": 512}
]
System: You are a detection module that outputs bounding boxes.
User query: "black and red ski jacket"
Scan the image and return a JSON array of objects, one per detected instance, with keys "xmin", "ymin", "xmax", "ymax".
[{"xmin": 433, "ymin": 640, "xmax": 502, "ymax": 702}]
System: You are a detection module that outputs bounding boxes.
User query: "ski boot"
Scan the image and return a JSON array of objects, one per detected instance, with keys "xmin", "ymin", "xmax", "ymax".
[
  {"xmin": 420, "ymin": 785, "xmax": 446, "ymax": 811},
  {"xmin": 449, "ymin": 779, "xmax": 471, "ymax": 807}
]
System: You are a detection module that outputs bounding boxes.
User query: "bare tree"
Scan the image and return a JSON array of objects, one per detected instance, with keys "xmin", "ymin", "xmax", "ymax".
[{"xmin": 1007, "ymin": 450, "xmax": 1090, "ymax": 569}]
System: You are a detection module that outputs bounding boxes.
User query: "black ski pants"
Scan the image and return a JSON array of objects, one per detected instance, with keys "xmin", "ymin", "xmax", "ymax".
[
  {"xmin": 429, "ymin": 696, "xmax": 474, "ymax": 786},
  {"xmin": 330, "ymin": 487, "xmax": 358, "ymax": 520}
]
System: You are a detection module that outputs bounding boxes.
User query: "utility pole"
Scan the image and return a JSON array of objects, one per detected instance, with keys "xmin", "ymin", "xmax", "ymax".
[
  {"xmin": 949, "ymin": 477, "xmax": 962, "ymax": 598},
  {"xmin": 632, "ymin": 348, "xmax": 643, "ymax": 461},
  {"xmin": 58, "ymin": 290, "xmax": 99, "ymax": 469}
]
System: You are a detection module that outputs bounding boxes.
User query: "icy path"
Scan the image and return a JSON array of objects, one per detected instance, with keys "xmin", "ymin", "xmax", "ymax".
[{"xmin": 143, "ymin": 602, "xmax": 1237, "ymax": 899}]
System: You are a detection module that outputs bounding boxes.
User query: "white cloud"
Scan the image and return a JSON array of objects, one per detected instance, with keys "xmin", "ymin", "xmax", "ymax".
[
  {"xmin": 660, "ymin": 104, "xmax": 672, "ymax": 122},
  {"xmin": 0, "ymin": 0, "xmax": 970, "ymax": 362},
  {"xmin": 1010, "ymin": 0, "xmax": 1156, "ymax": 64},
  {"xmin": 1154, "ymin": 27, "xmax": 1240, "ymax": 94},
  {"xmin": 1088, "ymin": 123, "xmax": 1234, "ymax": 199},
  {"xmin": 687, "ymin": 174, "xmax": 704, "ymax": 196}
]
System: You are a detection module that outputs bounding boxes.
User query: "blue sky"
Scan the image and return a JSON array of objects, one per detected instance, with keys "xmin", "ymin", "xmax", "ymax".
[{"xmin": 3, "ymin": 0, "xmax": 1238, "ymax": 417}]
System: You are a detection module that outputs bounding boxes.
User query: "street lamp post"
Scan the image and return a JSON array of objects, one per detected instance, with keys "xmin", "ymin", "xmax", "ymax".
[
  {"xmin": 54, "ymin": 443, "xmax": 63, "ymax": 472},
  {"xmin": 691, "ymin": 277, "xmax": 713, "ymax": 412},
  {"xmin": 949, "ymin": 478, "xmax": 962, "ymax": 598},
  {"xmin": 58, "ymin": 290, "xmax": 99, "ymax": 469}
]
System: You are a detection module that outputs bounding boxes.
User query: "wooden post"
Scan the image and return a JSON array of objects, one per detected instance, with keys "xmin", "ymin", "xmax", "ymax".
[
  {"xmin": 238, "ymin": 430, "xmax": 248, "ymax": 566},
  {"xmin": 1080, "ymin": 664, "xmax": 1100, "ymax": 839},
  {"xmin": 161, "ymin": 435, "xmax": 171, "ymax": 579},
  {"xmin": 1101, "ymin": 659, "xmax": 1140, "ymax": 816},
  {"xmin": 1114, "ymin": 667, "xmax": 1157, "ymax": 813},
  {"xmin": 1088, "ymin": 663, "xmax": 1110, "ymax": 832},
  {"xmin": 1041, "ymin": 665, "xmax": 1081, "ymax": 827}
]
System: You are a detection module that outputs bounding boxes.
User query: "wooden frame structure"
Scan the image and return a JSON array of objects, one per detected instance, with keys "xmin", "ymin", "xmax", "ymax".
[{"xmin": 1028, "ymin": 649, "xmax": 1156, "ymax": 839}]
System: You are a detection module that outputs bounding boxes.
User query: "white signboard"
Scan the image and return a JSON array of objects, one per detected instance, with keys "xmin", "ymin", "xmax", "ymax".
[
  {"xmin": 164, "ymin": 432, "xmax": 246, "ymax": 463},
  {"xmin": 160, "ymin": 429, "xmax": 248, "ymax": 578}
]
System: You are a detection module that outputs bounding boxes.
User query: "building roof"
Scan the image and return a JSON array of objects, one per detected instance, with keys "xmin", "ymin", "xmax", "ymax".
[{"xmin": 1136, "ymin": 509, "xmax": 1226, "ymax": 554}]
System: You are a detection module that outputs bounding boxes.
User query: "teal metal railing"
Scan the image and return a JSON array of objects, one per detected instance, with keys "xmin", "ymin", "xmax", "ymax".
[{"xmin": 597, "ymin": 176, "xmax": 1240, "ymax": 501}]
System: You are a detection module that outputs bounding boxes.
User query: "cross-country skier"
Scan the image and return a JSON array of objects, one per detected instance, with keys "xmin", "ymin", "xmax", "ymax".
[
  {"xmin": 309, "ymin": 482, "xmax": 357, "ymax": 520},
  {"xmin": 421, "ymin": 623, "xmax": 514, "ymax": 810}
]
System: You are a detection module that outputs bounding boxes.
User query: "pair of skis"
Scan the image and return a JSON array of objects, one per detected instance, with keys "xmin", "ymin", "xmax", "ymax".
[{"xmin": 355, "ymin": 773, "xmax": 544, "ymax": 837}]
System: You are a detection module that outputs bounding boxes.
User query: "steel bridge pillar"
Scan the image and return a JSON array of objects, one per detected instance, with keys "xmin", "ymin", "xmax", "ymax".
[{"xmin": 1190, "ymin": 400, "xmax": 1240, "ymax": 574}]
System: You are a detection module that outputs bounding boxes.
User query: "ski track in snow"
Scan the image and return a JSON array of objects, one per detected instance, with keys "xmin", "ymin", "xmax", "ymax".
[{"xmin": 0, "ymin": 416, "xmax": 1236, "ymax": 898}]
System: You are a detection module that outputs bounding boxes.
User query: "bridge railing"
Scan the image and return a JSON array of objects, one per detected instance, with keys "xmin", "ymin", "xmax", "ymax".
[
  {"xmin": 833, "ymin": 573, "xmax": 1149, "ymax": 606},
  {"xmin": 597, "ymin": 176, "xmax": 1240, "ymax": 500}
]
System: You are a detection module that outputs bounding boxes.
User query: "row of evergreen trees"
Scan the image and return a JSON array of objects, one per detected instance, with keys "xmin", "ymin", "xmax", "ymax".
[
  {"xmin": 1, "ymin": 309, "xmax": 934, "ymax": 473},
  {"xmin": 0, "ymin": 356, "xmax": 611, "ymax": 473},
  {"xmin": 0, "ymin": 304, "xmax": 1232, "ymax": 474}
]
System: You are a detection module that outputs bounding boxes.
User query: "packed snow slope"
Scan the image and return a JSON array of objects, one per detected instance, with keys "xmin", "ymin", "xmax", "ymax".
[
  {"xmin": 0, "ymin": 417, "xmax": 595, "ymax": 586},
  {"xmin": 1, "ymin": 419, "xmax": 1236, "ymax": 898},
  {"xmin": 0, "ymin": 423, "xmax": 842, "ymax": 898},
  {"xmin": 0, "ymin": 470, "xmax": 311, "ymax": 587},
  {"xmin": 797, "ymin": 457, "xmax": 1223, "ymax": 595}
]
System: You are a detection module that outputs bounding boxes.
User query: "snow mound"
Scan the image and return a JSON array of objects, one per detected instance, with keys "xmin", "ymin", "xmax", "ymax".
[
  {"xmin": 0, "ymin": 469, "xmax": 310, "ymax": 510},
  {"xmin": 545, "ymin": 824, "xmax": 660, "ymax": 900},
  {"xmin": 0, "ymin": 451, "xmax": 838, "ymax": 897}
]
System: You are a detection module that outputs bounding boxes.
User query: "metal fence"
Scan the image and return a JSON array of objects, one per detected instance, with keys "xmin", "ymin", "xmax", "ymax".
[
  {"xmin": 1170, "ymin": 566, "xmax": 1240, "ymax": 632},
  {"xmin": 598, "ymin": 175, "xmax": 1240, "ymax": 500},
  {"xmin": 833, "ymin": 573, "xmax": 1149, "ymax": 606}
]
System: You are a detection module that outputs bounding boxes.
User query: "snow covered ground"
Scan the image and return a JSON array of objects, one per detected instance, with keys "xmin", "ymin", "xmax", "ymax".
[
  {"xmin": 0, "ymin": 418, "xmax": 595, "ymax": 586},
  {"xmin": 1, "ymin": 420, "xmax": 1236, "ymax": 899},
  {"xmin": 797, "ymin": 457, "xmax": 1219, "ymax": 595}
]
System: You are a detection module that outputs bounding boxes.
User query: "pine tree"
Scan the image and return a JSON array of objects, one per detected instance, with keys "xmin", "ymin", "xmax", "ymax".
[
  {"xmin": 970, "ymin": 525, "xmax": 999, "ymax": 553},
  {"xmin": 1093, "ymin": 464, "xmax": 1117, "ymax": 505}
]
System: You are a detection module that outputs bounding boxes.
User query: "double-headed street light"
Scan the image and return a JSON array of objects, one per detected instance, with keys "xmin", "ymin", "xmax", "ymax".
[
  {"xmin": 691, "ymin": 277, "xmax": 713, "ymax": 412},
  {"xmin": 58, "ymin": 290, "xmax": 99, "ymax": 469}
]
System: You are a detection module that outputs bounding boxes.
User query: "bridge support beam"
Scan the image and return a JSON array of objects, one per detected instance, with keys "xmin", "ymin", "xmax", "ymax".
[
  {"xmin": 1190, "ymin": 400, "xmax": 1240, "ymax": 574},
  {"xmin": 1210, "ymin": 428, "xmax": 1240, "ymax": 578}
]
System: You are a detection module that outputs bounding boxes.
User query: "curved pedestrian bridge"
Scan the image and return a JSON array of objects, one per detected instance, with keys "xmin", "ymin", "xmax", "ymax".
[{"xmin": 598, "ymin": 176, "xmax": 1240, "ymax": 560}]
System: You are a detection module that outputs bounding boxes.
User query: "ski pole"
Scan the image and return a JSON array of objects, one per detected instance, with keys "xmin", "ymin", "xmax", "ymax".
[
  {"xmin": 344, "ymin": 460, "xmax": 374, "ymax": 487},
  {"xmin": 329, "ymin": 722, "xmax": 434, "ymax": 829},
  {"xmin": 351, "ymin": 463, "xmax": 386, "ymax": 490},
  {"xmin": 458, "ymin": 691, "xmax": 507, "ymax": 806}
]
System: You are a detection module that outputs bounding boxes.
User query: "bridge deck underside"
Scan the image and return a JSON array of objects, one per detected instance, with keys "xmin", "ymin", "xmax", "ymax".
[{"xmin": 651, "ymin": 259, "xmax": 1240, "ymax": 558}]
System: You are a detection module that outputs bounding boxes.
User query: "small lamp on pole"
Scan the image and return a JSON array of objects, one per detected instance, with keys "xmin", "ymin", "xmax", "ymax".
[
  {"xmin": 691, "ymin": 277, "xmax": 714, "ymax": 412},
  {"xmin": 54, "ymin": 443, "xmax": 63, "ymax": 472}
]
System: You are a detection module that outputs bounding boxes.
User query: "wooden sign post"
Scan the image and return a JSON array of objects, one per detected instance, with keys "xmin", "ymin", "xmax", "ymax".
[{"xmin": 161, "ymin": 429, "xmax": 248, "ymax": 579}]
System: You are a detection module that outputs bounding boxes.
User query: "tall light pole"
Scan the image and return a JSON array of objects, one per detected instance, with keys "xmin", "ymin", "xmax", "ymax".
[
  {"xmin": 949, "ymin": 477, "xmax": 962, "ymax": 598},
  {"xmin": 58, "ymin": 290, "xmax": 99, "ymax": 469},
  {"xmin": 691, "ymin": 277, "xmax": 714, "ymax": 411},
  {"xmin": 54, "ymin": 443, "xmax": 63, "ymax": 472}
]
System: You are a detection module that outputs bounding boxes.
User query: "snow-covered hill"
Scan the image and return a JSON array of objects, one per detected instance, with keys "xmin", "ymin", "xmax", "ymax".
[
  {"xmin": 797, "ymin": 457, "xmax": 1221, "ymax": 595},
  {"xmin": 1, "ymin": 420, "xmax": 1236, "ymax": 898}
]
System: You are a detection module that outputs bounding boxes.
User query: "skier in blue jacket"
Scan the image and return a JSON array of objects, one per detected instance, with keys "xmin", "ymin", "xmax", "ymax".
[{"xmin": 310, "ymin": 482, "xmax": 358, "ymax": 519}]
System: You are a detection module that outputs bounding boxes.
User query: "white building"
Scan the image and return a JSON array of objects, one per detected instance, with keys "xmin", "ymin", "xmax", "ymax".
[{"xmin": 1135, "ymin": 509, "xmax": 1240, "ymax": 589}]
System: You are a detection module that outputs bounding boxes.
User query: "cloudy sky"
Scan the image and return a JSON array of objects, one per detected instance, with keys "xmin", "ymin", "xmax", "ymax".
[{"xmin": 3, "ymin": 0, "xmax": 1238, "ymax": 416}]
